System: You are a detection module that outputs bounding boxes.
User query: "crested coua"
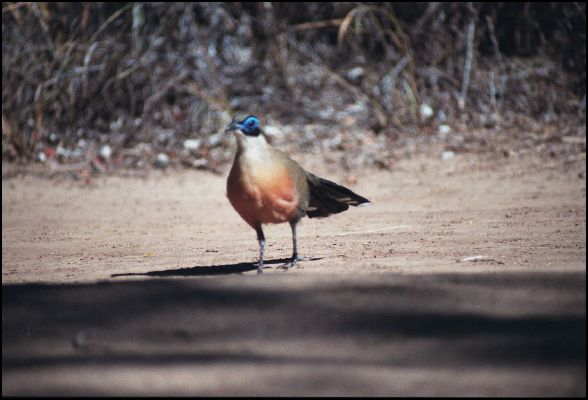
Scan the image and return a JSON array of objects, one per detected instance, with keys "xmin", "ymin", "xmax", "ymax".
[{"xmin": 225, "ymin": 115, "xmax": 370, "ymax": 274}]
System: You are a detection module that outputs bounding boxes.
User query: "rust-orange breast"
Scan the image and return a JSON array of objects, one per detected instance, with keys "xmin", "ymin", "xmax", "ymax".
[{"xmin": 227, "ymin": 161, "xmax": 298, "ymax": 227}]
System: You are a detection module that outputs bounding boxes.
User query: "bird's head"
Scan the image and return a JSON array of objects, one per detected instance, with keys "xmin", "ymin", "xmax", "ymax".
[{"xmin": 225, "ymin": 115, "xmax": 261, "ymax": 137}]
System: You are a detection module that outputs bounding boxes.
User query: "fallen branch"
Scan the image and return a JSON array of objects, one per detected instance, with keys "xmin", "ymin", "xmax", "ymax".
[{"xmin": 459, "ymin": 255, "xmax": 504, "ymax": 264}]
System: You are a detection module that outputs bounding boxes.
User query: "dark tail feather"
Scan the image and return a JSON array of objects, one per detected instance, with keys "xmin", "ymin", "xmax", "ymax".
[{"xmin": 305, "ymin": 172, "xmax": 370, "ymax": 218}]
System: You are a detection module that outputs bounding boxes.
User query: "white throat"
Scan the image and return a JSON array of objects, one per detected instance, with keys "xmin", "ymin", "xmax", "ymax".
[{"xmin": 234, "ymin": 131, "xmax": 270, "ymax": 160}]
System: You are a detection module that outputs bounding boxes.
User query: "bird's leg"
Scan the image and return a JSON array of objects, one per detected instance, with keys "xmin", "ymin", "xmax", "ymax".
[
  {"xmin": 255, "ymin": 223, "xmax": 265, "ymax": 274},
  {"xmin": 285, "ymin": 220, "xmax": 303, "ymax": 270}
]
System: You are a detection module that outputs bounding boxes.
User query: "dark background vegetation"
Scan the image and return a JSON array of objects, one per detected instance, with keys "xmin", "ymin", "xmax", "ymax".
[{"xmin": 2, "ymin": 2, "xmax": 586, "ymax": 175}]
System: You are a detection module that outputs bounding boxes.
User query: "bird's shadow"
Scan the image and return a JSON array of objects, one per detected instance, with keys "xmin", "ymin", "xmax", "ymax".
[{"xmin": 111, "ymin": 257, "xmax": 323, "ymax": 278}]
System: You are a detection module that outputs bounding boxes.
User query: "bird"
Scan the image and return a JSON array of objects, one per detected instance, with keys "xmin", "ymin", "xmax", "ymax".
[{"xmin": 225, "ymin": 115, "xmax": 370, "ymax": 274}]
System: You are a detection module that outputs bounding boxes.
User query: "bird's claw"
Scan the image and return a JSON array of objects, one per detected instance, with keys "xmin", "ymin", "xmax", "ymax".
[{"xmin": 280, "ymin": 255, "xmax": 304, "ymax": 271}]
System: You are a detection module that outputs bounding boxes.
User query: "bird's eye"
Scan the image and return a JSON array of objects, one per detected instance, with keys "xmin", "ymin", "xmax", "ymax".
[{"xmin": 248, "ymin": 120, "xmax": 255, "ymax": 127}]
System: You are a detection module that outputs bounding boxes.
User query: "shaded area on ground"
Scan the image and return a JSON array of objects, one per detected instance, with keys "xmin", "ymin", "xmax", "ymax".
[
  {"xmin": 111, "ymin": 256, "xmax": 324, "ymax": 277},
  {"xmin": 2, "ymin": 271, "xmax": 585, "ymax": 396}
]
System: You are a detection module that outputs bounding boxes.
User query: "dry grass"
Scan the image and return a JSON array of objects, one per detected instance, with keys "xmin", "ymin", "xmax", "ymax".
[{"xmin": 1, "ymin": 2, "xmax": 585, "ymax": 171}]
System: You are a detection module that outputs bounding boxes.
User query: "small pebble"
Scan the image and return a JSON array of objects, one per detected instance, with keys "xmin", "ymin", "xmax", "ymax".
[
  {"xmin": 99, "ymin": 145, "xmax": 112, "ymax": 160},
  {"xmin": 155, "ymin": 153, "xmax": 169, "ymax": 168},
  {"xmin": 441, "ymin": 150, "xmax": 455, "ymax": 161}
]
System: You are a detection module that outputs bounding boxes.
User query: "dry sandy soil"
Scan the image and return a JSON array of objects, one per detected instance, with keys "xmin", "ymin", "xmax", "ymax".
[{"xmin": 2, "ymin": 151, "xmax": 586, "ymax": 396}]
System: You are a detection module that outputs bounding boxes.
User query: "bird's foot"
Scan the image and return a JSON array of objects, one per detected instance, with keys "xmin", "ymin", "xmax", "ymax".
[
  {"xmin": 280, "ymin": 255, "xmax": 304, "ymax": 271},
  {"xmin": 255, "ymin": 261, "xmax": 267, "ymax": 274},
  {"xmin": 255, "ymin": 261, "xmax": 275, "ymax": 274}
]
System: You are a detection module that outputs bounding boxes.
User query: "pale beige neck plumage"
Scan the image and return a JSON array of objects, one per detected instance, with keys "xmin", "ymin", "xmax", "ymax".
[{"xmin": 234, "ymin": 132, "xmax": 272, "ymax": 167}]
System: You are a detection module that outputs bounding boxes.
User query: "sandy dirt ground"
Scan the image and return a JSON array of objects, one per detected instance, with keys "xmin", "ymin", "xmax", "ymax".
[{"xmin": 2, "ymin": 152, "xmax": 586, "ymax": 396}]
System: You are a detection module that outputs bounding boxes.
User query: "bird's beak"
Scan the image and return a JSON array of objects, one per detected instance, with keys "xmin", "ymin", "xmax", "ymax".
[{"xmin": 225, "ymin": 121, "xmax": 241, "ymax": 133}]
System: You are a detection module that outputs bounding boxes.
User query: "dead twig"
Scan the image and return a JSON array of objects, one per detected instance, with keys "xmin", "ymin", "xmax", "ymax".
[
  {"xmin": 28, "ymin": 2, "xmax": 54, "ymax": 50},
  {"xmin": 411, "ymin": 2, "xmax": 441, "ymax": 37},
  {"xmin": 485, "ymin": 14, "xmax": 506, "ymax": 113},
  {"xmin": 89, "ymin": 3, "xmax": 133, "ymax": 44},
  {"xmin": 2, "ymin": 1, "xmax": 30, "ymax": 25},
  {"xmin": 459, "ymin": 3, "xmax": 476, "ymax": 110},
  {"xmin": 290, "ymin": 18, "xmax": 343, "ymax": 32}
]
